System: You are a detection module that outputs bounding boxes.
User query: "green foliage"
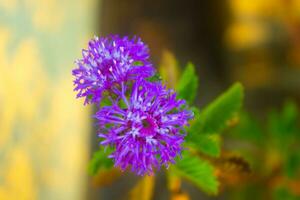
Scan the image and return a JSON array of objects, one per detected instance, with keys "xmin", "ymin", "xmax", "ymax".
[
  {"xmin": 230, "ymin": 112, "xmax": 263, "ymax": 143},
  {"xmin": 174, "ymin": 152, "xmax": 219, "ymax": 194},
  {"xmin": 266, "ymin": 100, "xmax": 300, "ymax": 168},
  {"xmin": 88, "ymin": 148, "xmax": 114, "ymax": 175},
  {"xmin": 273, "ymin": 187, "xmax": 299, "ymax": 200},
  {"xmin": 100, "ymin": 96, "xmax": 113, "ymax": 107},
  {"xmin": 186, "ymin": 133, "xmax": 221, "ymax": 157},
  {"xmin": 285, "ymin": 151, "xmax": 300, "ymax": 178},
  {"xmin": 197, "ymin": 83, "xmax": 244, "ymax": 135},
  {"xmin": 268, "ymin": 101, "xmax": 299, "ymax": 141},
  {"xmin": 132, "ymin": 61, "xmax": 144, "ymax": 66},
  {"xmin": 186, "ymin": 107, "xmax": 221, "ymax": 157},
  {"xmin": 146, "ymin": 73, "xmax": 162, "ymax": 82},
  {"xmin": 186, "ymin": 83, "xmax": 243, "ymax": 158},
  {"xmin": 176, "ymin": 62, "xmax": 198, "ymax": 104},
  {"xmin": 228, "ymin": 100, "xmax": 300, "ymax": 199}
]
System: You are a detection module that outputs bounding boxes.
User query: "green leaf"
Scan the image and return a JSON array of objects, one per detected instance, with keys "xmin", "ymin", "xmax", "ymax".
[
  {"xmin": 197, "ymin": 82, "xmax": 244, "ymax": 135},
  {"xmin": 176, "ymin": 62, "xmax": 198, "ymax": 104},
  {"xmin": 186, "ymin": 134, "xmax": 221, "ymax": 157},
  {"xmin": 185, "ymin": 84, "xmax": 243, "ymax": 157},
  {"xmin": 187, "ymin": 107, "xmax": 220, "ymax": 157},
  {"xmin": 88, "ymin": 148, "xmax": 114, "ymax": 175},
  {"xmin": 174, "ymin": 152, "xmax": 219, "ymax": 195}
]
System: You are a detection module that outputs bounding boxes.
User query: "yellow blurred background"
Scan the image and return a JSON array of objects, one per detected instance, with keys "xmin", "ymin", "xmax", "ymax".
[{"xmin": 0, "ymin": 0, "xmax": 97, "ymax": 199}]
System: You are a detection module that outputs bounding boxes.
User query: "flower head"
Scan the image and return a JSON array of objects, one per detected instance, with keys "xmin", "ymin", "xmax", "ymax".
[
  {"xmin": 95, "ymin": 79, "xmax": 193, "ymax": 175},
  {"xmin": 72, "ymin": 35, "xmax": 155, "ymax": 104}
]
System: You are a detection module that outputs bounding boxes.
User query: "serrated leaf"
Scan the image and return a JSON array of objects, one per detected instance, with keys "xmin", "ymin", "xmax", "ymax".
[
  {"xmin": 88, "ymin": 148, "xmax": 114, "ymax": 175},
  {"xmin": 186, "ymin": 134, "xmax": 221, "ymax": 157},
  {"xmin": 197, "ymin": 82, "xmax": 243, "ymax": 135},
  {"xmin": 174, "ymin": 152, "xmax": 219, "ymax": 195},
  {"xmin": 186, "ymin": 107, "xmax": 220, "ymax": 157},
  {"xmin": 176, "ymin": 62, "xmax": 198, "ymax": 104}
]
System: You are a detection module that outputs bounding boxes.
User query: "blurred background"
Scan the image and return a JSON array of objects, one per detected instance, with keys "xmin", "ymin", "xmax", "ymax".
[{"xmin": 0, "ymin": 0, "xmax": 299, "ymax": 199}]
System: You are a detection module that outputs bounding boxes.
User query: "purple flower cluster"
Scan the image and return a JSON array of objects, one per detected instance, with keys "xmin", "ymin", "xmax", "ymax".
[
  {"xmin": 73, "ymin": 35, "xmax": 193, "ymax": 175},
  {"xmin": 72, "ymin": 35, "xmax": 154, "ymax": 104}
]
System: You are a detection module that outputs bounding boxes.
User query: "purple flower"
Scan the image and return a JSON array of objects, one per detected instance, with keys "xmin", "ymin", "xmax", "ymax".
[
  {"xmin": 95, "ymin": 79, "xmax": 193, "ymax": 175},
  {"xmin": 72, "ymin": 35, "xmax": 155, "ymax": 104}
]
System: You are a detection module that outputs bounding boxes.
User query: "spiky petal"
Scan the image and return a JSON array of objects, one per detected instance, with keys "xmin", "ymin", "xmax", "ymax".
[
  {"xmin": 72, "ymin": 35, "xmax": 155, "ymax": 104},
  {"xmin": 95, "ymin": 79, "xmax": 193, "ymax": 175}
]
